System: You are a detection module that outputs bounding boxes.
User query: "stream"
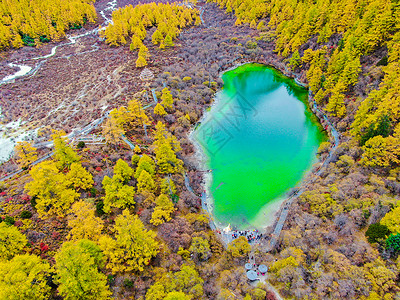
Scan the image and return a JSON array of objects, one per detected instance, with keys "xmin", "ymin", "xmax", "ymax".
[{"xmin": 0, "ymin": 0, "xmax": 118, "ymax": 163}]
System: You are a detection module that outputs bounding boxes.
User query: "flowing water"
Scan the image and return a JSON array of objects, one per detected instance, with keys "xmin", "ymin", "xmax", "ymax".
[
  {"xmin": 0, "ymin": 0, "xmax": 118, "ymax": 164},
  {"xmin": 193, "ymin": 63, "xmax": 326, "ymax": 229}
]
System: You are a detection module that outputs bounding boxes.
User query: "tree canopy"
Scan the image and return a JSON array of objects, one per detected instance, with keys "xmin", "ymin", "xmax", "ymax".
[
  {"xmin": 99, "ymin": 209, "xmax": 159, "ymax": 273},
  {"xmin": 0, "ymin": 254, "xmax": 52, "ymax": 300},
  {"xmin": 0, "ymin": 223, "xmax": 27, "ymax": 261},
  {"xmin": 0, "ymin": 0, "xmax": 96, "ymax": 51},
  {"xmin": 55, "ymin": 239, "xmax": 111, "ymax": 300}
]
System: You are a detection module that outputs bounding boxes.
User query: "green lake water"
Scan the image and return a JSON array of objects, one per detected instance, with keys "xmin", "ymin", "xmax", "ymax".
[{"xmin": 193, "ymin": 63, "xmax": 326, "ymax": 229}]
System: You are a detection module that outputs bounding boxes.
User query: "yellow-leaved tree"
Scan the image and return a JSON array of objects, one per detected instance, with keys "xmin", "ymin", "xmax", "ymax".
[
  {"xmin": 25, "ymin": 161, "xmax": 79, "ymax": 218},
  {"xmin": 160, "ymin": 87, "xmax": 174, "ymax": 110},
  {"xmin": 67, "ymin": 201, "xmax": 104, "ymax": 241},
  {"xmin": 381, "ymin": 206, "xmax": 400, "ymax": 234},
  {"xmin": 99, "ymin": 209, "xmax": 159, "ymax": 273},
  {"xmin": 14, "ymin": 141, "xmax": 38, "ymax": 169},
  {"xmin": 150, "ymin": 194, "xmax": 176, "ymax": 226},
  {"xmin": 65, "ymin": 162, "xmax": 94, "ymax": 191},
  {"xmin": 55, "ymin": 239, "xmax": 112, "ymax": 300},
  {"xmin": 102, "ymin": 159, "xmax": 135, "ymax": 213},
  {"xmin": 227, "ymin": 236, "xmax": 250, "ymax": 257},
  {"xmin": 52, "ymin": 130, "xmax": 81, "ymax": 169},
  {"xmin": 103, "ymin": 114, "xmax": 124, "ymax": 147},
  {"xmin": 0, "ymin": 223, "xmax": 27, "ymax": 261},
  {"xmin": 154, "ymin": 102, "xmax": 167, "ymax": 116},
  {"xmin": 126, "ymin": 99, "xmax": 151, "ymax": 133},
  {"xmin": 146, "ymin": 264, "xmax": 204, "ymax": 299},
  {"xmin": 0, "ymin": 254, "xmax": 52, "ymax": 300},
  {"xmin": 134, "ymin": 154, "xmax": 155, "ymax": 178},
  {"xmin": 361, "ymin": 136, "xmax": 400, "ymax": 167},
  {"xmin": 153, "ymin": 121, "xmax": 183, "ymax": 174},
  {"xmin": 137, "ymin": 170, "xmax": 156, "ymax": 193}
]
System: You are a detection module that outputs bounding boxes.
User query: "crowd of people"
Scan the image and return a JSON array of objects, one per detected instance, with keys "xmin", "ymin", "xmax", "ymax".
[{"xmin": 231, "ymin": 229, "xmax": 263, "ymax": 243}]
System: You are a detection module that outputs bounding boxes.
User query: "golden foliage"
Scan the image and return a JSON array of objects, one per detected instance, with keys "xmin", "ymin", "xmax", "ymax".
[{"xmin": 99, "ymin": 209, "xmax": 159, "ymax": 273}]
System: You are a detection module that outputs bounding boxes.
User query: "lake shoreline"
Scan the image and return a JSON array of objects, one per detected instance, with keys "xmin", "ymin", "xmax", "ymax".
[{"xmin": 190, "ymin": 62, "xmax": 330, "ymax": 233}]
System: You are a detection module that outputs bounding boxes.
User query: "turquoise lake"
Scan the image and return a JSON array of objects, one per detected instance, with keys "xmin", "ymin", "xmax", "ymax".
[{"xmin": 193, "ymin": 63, "xmax": 326, "ymax": 229}]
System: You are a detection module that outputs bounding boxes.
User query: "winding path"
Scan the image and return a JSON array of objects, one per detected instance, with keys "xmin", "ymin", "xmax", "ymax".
[{"xmin": 265, "ymin": 89, "xmax": 340, "ymax": 252}]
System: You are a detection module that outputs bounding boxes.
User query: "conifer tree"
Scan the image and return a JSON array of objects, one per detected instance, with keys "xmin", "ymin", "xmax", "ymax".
[
  {"xmin": 0, "ymin": 223, "xmax": 27, "ymax": 261},
  {"xmin": 55, "ymin": 239, "xmax": 111, "ymax": 300},
  {"xmin": 154, "ymin": 103, "xmax": 167, "ymax": 116},
  {"xmin": 14, "ymin": 141, "xmax": 38, "ymax": 169},
  {"xmin": 99, "ymin": 209, "xmax": 159, "ymax": 273},
  {"xmin": 150, "ymin": 194, "xmax": 176, "ymax": 226},
  {"xmin": 161, "ymin": 87, "xmax": 174, "ymax": 110},
  {"xmin": 0, "ymin": 254, "xmax": 52, "ymax": 300},
  {"xmin": 136, "ymin": 54, "xmax": 147, "ymax": 68}
]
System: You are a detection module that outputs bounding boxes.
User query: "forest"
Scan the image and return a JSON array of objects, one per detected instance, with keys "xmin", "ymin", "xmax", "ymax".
[
  {"xmin": 0, "ymin": 0, "xmax": 96, "ymax": 49},
  {"xmin": 1, "ymin": 0, "xmax": 400, "ymax": 299}
]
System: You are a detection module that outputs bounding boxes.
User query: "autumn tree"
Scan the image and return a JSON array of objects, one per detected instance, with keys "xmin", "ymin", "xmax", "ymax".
[
  {"xmin": 164, "ymin": 291, "xmax": 192, "ymax": 300},
  {"xmin": 114, "ymin": 159, "xmax": 135, "ymax": 183},
  {"xmin": 0, "ymin": 223, "xmax": 27, "ymax": 261},
  {"xmin": 153, "ymin": 121, "xmax": 183, "ymax": 174},
  {"xmin": 150, "ymin": 194, "xmax": 176, "ymax": 226},
  {"xmin": 364, "ymin": 258, "xmax": 397, "ymax": 297},
  {"xmin": 99, "ymin": 209, "xmax": 159, "ymax": 273},
  {"xmin": 130, "ymin": 35, "xmax": 143, "ymax": 51},
  {"xmin": 14, "ymin": 141, "xmax": 38, "ymax": 169},
  {"xmin": 161, "ymin": 87, "xmax": 174, "ymax": 110},
  {"xmin": 103, "ymin": 113, "xmax": 124, "ymax": 147},
  {"xmin": 146, "ymin": 265, "xmax": 204, "ymax": 299},
  {"xmin": 55, "ymin": 239, "xmax": 111, "ymax": 300},
  {"xmin": 160, "ymin": 177, "xmax": 177, "ymax": 195},
  {"xmin": 154, "ymin": 103, "xmax": 167, "ymax": 116},
  {"xmin": 65, "ymin": 162, "xmax": 94, "ymax": 191},
  {"xmin": 136, "ymin": 54, "xmax": 147, "ymax": 68},
  {"xmin": 102, "ymin": 159, "xmax": 135, "ymax": 213},
  {"xmin": 0, "ymin": 254, "xmax": 52, "ymax": 300},
  {"xmin": 102, "ymin": 176, "xmax": 135, "ymax": 213},
  {"xmin": 164, "ymin": 34, "xmax": 174, "ymax": 47},
  {"xmin": 381, "ymin": 207, "xmax": 400, "ymax": 234},
  {"xmin": 227, "ymin": 236, "xmax": 250, "ymax": 257},
  {"xmin": 137, "ymin": 170, "xmax": 156, "ymax": 193},
  {"xmin": 361, "ymin": 136, "xmax": 400, "ymax": 167},
  {"xmin": 52, "ymin": 130, "xmax": 80, "ymax": 169},
  {"xmin": 189, "ymin": 237, "xmax": 211, "ymax": 261},
  {"xmin": 67, "ymin": 201, "xmax": 104, "ymax": 241},
  {"xmin": 0, "ymin": 0, "xmax": 96, "ymax": 51},
  {"xmin": 25, "ymin": 161, "xmax": 79, "ymax": 217},
  {"xmin": 126, "ymin": 99, "xmax": 151, "ymax": 133},
  {"xmin": 135, "ymin": 154, "xmax": 156, "ymax": 178}
]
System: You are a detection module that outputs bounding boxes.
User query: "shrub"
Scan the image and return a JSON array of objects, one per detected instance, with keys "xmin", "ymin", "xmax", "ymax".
[
  {"xmin": 123, "ymin": 279, "xmax": 134, "ymax": 288},
  {"xmin": 245, "ymin": 40, "xmax": 257, "ymax": 49},
  {"xmin": 96, "ymin": 201, "xmax": 105, "ymax": 216},
  {"xmin": 89, "ymin": 187, "xmax": 97, "ymax": 196},
  {"xmin": 386, "ymin": 233, "xmax": 400, "ymax": 252},
  {"xmin": 4, "ymin": 216, "xmax": 15, "ymax": 226},
  {"xmin": 30, "ymin": 196, "xmax": 37, "ymax": 209},
  {"xmin": 20, "ymin": 211, "xmax": 32, "ymax": 219},
  {"xmin": 366, "ymin": 223, "xmax": 391, "ymax": 243},
  {"xmin": 376, "ymin": 56, "xmax": 388, "ymax": 66},
  {"xmin": 77, "ymin": 141, "xmax": 85, "ymax": 149}
]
